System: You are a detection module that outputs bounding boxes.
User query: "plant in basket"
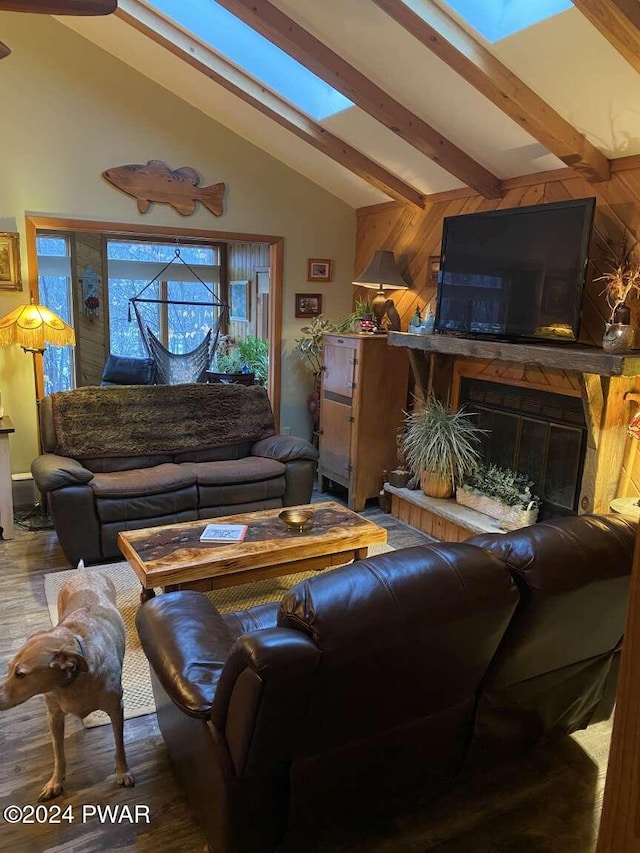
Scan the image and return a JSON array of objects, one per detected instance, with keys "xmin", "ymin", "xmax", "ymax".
[{"xmin": 457, "ymin": 463, "xmax": 540, "ymax": 530}]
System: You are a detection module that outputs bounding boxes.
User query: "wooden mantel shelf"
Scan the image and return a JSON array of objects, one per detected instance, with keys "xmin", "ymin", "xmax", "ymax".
[{"xmin": 387, "ymin": 331, "xmax": 640, "ymax": 377}]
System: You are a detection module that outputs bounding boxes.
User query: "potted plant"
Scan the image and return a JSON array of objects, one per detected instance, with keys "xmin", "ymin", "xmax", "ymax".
[
  {"xmin": 212, "ymin": 335, "xmax": 269, "ymax": 386},
  {"xmin": 597, "ymin": 236, "xmax": 640, "ymax": 352},
  {"xmin": 401, "ymin": 397, "xmax": 484, "ymax": 498},
  {"xmin": 457, "ymin": 463, "xmax": 539, "ymax": 530},
  {"xmin": 294, "ymin": 316, "xmax": 339, "ymax": 442},
  {"xmin": 294, "ymin": 309, "xmax": 371, "ymax": 441}
]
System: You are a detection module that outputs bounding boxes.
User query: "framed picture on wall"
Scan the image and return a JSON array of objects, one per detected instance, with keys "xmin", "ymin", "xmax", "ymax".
[
  {"xmin": 230, "ymin": 280, "xmax": 250, "ymax": 321},
  {"xmin": 295, "ymin": 293, "xmax": 323, "ymax": 318},
  {"xmin": 0, "ymin": 232, "xmax": 22, "ymax": 291},
  {"xmin": 307, "ymin": 258, "xmax": 333, "ymax": 282}
]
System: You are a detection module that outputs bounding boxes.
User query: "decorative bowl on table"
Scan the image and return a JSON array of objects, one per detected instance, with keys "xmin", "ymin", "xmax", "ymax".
[{"xmin": 279, "ymin": 508, "xmax": 314, "ymax": 533}]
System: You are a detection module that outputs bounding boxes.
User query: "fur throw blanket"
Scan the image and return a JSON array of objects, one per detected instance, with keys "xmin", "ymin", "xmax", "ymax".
[{"xmin": 51, "ymin": 384, "xmax": 276, "ymax": 459}]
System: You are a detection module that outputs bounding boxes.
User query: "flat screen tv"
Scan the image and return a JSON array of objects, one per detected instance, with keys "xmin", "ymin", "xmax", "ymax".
[{"xmin": 434, "ymin": 197, "xmax": 596, "ymax": 343}]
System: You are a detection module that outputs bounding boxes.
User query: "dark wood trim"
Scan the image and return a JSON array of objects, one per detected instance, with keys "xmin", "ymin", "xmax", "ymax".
[
  {"xmin": 269, "ymin": 239, "xmax": 284, "ymax": 430},
  {"xmin": 211, "ymin": 0, "xmax": 503, "ymax": 199}
]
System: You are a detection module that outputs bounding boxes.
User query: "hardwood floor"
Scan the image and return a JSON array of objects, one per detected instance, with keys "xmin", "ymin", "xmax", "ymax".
[{"xmin": 0, "ymin": 495, "xmax": 611, "ymax": 852}]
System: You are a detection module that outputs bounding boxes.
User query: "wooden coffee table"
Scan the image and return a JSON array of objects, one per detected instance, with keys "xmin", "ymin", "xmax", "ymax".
[{"xmin": 117, "ymin": 501, "xmax": 388, "ymax": 602}]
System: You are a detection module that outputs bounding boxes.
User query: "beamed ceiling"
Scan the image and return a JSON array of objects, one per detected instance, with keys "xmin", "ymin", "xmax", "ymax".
[{"xmin": 39, "ymin": 0, "xmax": 640, "ymax": 208}]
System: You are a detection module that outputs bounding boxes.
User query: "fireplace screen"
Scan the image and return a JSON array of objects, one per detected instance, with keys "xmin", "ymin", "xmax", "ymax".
[{"xmin": 458, "ymin": 379, "xmax": 587, "ymax": 520}]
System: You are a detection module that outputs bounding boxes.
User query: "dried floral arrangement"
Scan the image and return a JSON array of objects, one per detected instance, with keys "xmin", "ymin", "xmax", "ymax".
[
  {"xmin": 596, "ymin": 235, "xmax": 640, "ymax": 323},
  {"xmin": 462, "ymin": 463, "xmax": 539, "ymax": 511}
]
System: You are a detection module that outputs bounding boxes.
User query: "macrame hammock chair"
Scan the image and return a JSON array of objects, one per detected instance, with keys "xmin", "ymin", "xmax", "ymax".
[{"xmin": 128, "ymin": 248, "xmax": 228, "ymax": 385}]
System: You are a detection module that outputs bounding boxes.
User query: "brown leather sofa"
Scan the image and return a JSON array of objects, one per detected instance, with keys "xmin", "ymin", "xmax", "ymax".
[
  {"xmin": 136, "ymin": 514, "xmax": 636, "ymax": 853},
  {"xmin": 31, "ymin": 383, "xmax": 318, "ymax": 566}
]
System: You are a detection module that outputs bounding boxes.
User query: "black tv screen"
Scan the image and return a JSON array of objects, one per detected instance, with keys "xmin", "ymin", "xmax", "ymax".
[{"xmin": 434, "ymin": 197, "xmax": 596, "ymax": 342}]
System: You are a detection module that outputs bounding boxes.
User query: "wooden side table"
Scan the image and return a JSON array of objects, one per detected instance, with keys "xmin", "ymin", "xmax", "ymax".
[{"xmin": 0, "ymin": 416, "xmax": 15, "ymax": 540}]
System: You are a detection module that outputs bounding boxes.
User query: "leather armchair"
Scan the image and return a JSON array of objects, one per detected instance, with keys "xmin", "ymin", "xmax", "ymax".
[
  {"xmin": 467, "ymin": 513, "xmax": 635, "ymax": 756},
  {"xmin": 137, "ymin": 543, "xmax": 519, "ymax": 852},
  {"xmin": 136, "ymin": 514, "xmax": 636, "ymax": 851}
]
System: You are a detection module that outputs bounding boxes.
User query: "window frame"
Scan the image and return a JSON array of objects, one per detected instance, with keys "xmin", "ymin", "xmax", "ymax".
[{"xmin": 26, "ymin": 217, "xmax": 282, "ymax": 429}]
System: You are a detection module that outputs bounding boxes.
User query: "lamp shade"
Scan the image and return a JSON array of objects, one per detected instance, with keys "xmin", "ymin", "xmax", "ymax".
[
  {"xmin": 0, "ymin": 302, "xmax": 76, "ymax": 353},
  {"xmin": 353, "ymin": 250, "xmax": 409, "ymax": 291}
]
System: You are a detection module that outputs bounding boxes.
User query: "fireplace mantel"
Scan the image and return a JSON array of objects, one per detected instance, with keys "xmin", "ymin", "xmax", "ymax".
[
  {"xmin": 387, "ymin": 330, "xmax": 640, "ymax": 517},
  {"xmin": 387, "ymin": 332, "xmax": 640, "ymax": 377}
]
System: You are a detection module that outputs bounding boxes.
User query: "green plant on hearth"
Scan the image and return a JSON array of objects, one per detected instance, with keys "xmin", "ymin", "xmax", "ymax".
[
  {"xmin": 462, "ymin": 463, "xmax": 539, "ymax": 510},
  {"xmin": 401, "ymin": 396, "xmax": 485, "ymax": 498}
]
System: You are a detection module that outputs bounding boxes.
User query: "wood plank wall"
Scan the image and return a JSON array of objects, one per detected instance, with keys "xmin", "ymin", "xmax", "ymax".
[
  {"xmin": 74, "ymin": 232, "xmax": 108, "ymax": 387},
  {"xmin": 227, "ymin": 241, "xmax": 270, "ymax": 341},
  {"xmin": 354, "ymin": 167, "xmax": 640, "ymax": 499}
]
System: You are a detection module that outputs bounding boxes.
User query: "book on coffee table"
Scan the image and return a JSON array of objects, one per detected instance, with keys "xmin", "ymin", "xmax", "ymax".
[{"xmin": 200, "ymin": 523, "xmax": 248, "ymax": 543}]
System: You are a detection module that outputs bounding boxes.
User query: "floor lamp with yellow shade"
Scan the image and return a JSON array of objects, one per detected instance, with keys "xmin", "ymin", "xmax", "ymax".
[
  {"xmin": 0, "ymin": 301, "xmax": 75, "ymax": 514},
  {"xmin": 0, "ymin": 298, "xmax": 76, "ymax": 388}
]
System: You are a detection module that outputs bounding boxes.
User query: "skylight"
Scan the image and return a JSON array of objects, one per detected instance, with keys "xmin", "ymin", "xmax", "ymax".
[
  {"xmin": 149, "ymin": 0, "xmax": 352, "ymax": 121},
  {"xmin": 443, "ymin": 0, "xmax": 572, "ymax": 42}
]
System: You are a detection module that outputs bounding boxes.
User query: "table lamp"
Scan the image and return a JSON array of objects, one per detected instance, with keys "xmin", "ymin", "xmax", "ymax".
[{"xmin": 353, "ymin": 250, "xmax": 408, "ymax": 331}]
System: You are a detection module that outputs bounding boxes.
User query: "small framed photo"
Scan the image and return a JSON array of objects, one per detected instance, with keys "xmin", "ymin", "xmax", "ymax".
[
  {"xmin": 229, "ymin": 280, "xmax": 250, "ymax": 321},
  {"xmin": 307, "ymin": 258, "xmax": 333, "ymax": 282},
  {"xmin": 0, "ymin": 232, "xmax": 22, "ymax": 291},
  {"xmin": 295, "ymin": 293, "xmax": 323, "ymax": 318},
  {"xmin": 428, "ymin": 255, "xmax": 440, "ymax": 284}
]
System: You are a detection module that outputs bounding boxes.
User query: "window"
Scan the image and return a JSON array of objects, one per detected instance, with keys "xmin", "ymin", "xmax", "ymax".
[
  {"xmin": 106, "ymin": 241, "xmax": 222, "ymax": 358},
  {"xmin": 36, "ymin": 235, "xmax": 75, "ymax": 395},
  {"xmin": 442, "ymin": 0, "xmax": 572, "ymax": 42},
  {"xmin": 149, "ymin": 0, "xmax": 352, "ymax": 120}
]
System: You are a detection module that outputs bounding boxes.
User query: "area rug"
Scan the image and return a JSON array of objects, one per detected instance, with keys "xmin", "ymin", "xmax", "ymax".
[{"xmin": 43, "ymin": 543, "xmax": 394, "ymax": 728}]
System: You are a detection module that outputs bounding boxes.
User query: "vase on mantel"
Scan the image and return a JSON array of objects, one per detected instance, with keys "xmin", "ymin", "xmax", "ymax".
[{"xmin": 603, "ymin": 317, "xmax": 634, "ymax": 354}]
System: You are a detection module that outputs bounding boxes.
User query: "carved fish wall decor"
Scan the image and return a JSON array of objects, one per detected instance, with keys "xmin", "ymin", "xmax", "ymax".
[{"xmin": 102, "ymin": 160, "xmax": 225, "ymax": 217}]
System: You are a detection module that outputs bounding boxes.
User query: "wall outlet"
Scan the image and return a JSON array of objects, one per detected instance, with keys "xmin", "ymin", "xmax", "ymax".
[{"xmin": 281, "ymin": 426, "xmax": 291, "ymax": 436}]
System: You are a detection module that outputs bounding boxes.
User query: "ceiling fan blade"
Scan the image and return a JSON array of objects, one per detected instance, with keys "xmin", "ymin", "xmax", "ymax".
[
  {"xmin": 0, "ymin": 39, "xmax": 10, "ymax": 58},
  {"xmin": 0, "ymin": 0, "xmax": 117, "ymax": 14}
]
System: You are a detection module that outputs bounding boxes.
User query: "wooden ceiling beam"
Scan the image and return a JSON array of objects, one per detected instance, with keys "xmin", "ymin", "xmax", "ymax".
[
  {"xmin": 372, "ymin": 0, "xmax": 610, "ymax": 184},
  {"xmin": 573, "ymin": 0, "xmax": 640, "ymax": 75},
  {"xmin": 212, "ymin": 0, "xmax": 503, "ymax": 199},
  {"xmin": 116, "ymin": 2, "xmax": 425, "ymax": 209}
]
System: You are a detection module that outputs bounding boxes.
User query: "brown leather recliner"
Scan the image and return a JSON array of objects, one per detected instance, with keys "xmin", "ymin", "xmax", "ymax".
[
  {"xmin": 137, "ymin": 543, "xmax": 519, "ymax": 853},
  {"xmin": 31, "ymin": 383, "xmax": 318, "ymax": 566},
  {"xmin": 136, "ymin": 514, "xmax": 636, "ymax": 852},
  {"xmin": 467, "ymin": 513, "xmax": 635, "ymax": 755}
]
